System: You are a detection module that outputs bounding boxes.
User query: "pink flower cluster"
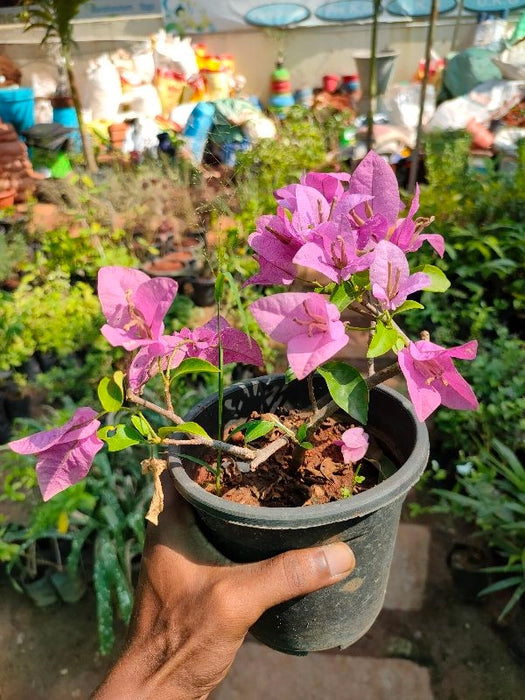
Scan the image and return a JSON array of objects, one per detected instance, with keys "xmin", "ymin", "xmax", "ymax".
[
  {"xmin": 98, "ymin": 267, "xmax": 263, "ymax": 392},
  {"xmin": 248, "ymin": 151, "xmax": 477, "ymax": 423},
  {"xmin": 12, "ymin": 267, "xmax": 262, "ymax": 500},
  {"xmin": 249, "ymin": 152, "xmax": 445, "ymax": 381}
]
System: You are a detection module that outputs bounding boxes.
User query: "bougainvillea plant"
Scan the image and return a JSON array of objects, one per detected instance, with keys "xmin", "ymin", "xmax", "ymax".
[{"xmin": 9, "ymin": 151, "xmax": 478, "ymax": 522}]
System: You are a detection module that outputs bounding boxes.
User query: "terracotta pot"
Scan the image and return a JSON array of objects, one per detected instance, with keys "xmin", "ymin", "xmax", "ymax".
[
  {"xmin": 0, "ymin": 188, "xmax": 15, "ymax": 208},
  {"xmin": 108, "ymin": 123, "xmax": 129, "ymax": 150},
  {"xmin": 143, "ymin": 250, "xmax": 198, "ymax": 277}
]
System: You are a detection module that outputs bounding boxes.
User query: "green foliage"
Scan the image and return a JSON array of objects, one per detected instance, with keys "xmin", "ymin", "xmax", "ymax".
[
  {"xmin": 424, "ymin": 440, "xmax": 525, "ymax": 619},
  {"xmin": 0, "ymin": 228, "xmax": 28, "ymax": 284},
  {"xmin": 1, "ymin": 413, "xmax": 152, "ymax": 654},
  {"xmin": 19, "ymin": 0, "xmax": 91, "ymax": 50},
  {"xmin": 33, "ymin": 224, "xmax": 137, "ymax": 280},
  {"xmin": 405, "ymin": 138, "xmax": 525, "ymax": 344},
  {"xmin": 0, "ymin": 271, "xmax": 102, "ymax": 372},
  {"xmin": 34, "ymin": 340, "xmax": 120, "ymax": 406},
  {"xmin": 235, "ymin": 106, "xmax": 329, "ymax": 228}
]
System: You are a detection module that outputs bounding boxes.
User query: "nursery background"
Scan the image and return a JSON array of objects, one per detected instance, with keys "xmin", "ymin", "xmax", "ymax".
[{"xmin": 0, "ymin": 0, "xmax": 524, "ymax": 697}]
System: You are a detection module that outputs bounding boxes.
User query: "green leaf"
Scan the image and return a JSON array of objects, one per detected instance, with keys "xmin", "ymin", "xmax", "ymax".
[
  {"xmin": 169, "ymin": 358, "xmax": 220, "ymax": 383},
  {"xmin": 367, "ymin": 320, "xmax": 400, "ymax": 358},
  {"xmin": 415, "ymin": 264, "xmax": 451, "ymax": 293},
  {"xmin": 167, "ymin": 422, "xmax": 212, "ymax": 440},
  {"xmin": 241, "ymin": 420, "xmax": 275, "ymax": 444},
  {"xmin": 479, "ymin": 576, "xmax": 524, "ymax": 596},
  {"xmin": 296, "ymin": 423, "xmax": 308, "ymax": 443},
  {"xmin": 131, "ymin": 414, "xmax": 158, "ymax": 440},
  {"xmin": 299, "ymin": 441, "xmax": 314, "ymax": 449},
  {"xmin": 98, "ymin": 424, "xmax": 143, "ymax": 452},
  {"xmin": 157, "ymin": 426, "xmax": 179, "ymax": 438},
  {"xmin": 285, "ymin": 367, "xmax": 297, "ymax": 383},
  {"xmin": 97, "ymin": 371, "xmax": 124, "ymax": 413},
  {"xmin": 215, "ymin": 272, "xmax": 225, "ymax": 302},
  {"xmin": 330, "ymin": 281, "xmax": 360, "ymax": 312},
  {"xmin": 392, "ymin": 300, "xmax": 424, "ymax": 315},
  {"xmin": 317, "ymin": 362, "xmax": 369, "ymax": 424}
]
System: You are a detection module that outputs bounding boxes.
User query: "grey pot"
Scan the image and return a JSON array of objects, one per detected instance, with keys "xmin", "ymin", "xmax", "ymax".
[{"xmin": 170, "ymin": 374, "xmax": 429, "ymax": 655}]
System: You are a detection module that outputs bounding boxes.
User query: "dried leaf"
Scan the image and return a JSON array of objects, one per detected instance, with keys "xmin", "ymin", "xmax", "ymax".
[{"xmin": 141, "ymin": 458, "xmax": 167, "ymax": 525}]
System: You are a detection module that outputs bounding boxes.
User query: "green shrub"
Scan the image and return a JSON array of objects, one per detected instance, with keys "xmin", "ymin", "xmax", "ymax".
[
  {"xmin": 0, "ymin": 271, "xmax": 102, "ymax": 372},
  {"xmin": 235, "ymin": 106, "xmax": 329, "ymax": 228},
  {"xmin": 1, "ymin": 409, "xmax": 152, "ymax": 654},
  {"xmin": 420, "ymin": 440, "xmax": 525, "ymax": 620}
]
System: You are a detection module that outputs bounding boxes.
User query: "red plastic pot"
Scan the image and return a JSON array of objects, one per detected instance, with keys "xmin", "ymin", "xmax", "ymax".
[
  {"xmin": 322, "ymin": 74, "xmax": 340, "ymax": 93},
  {"xmin": 271, "ymin": 80, "xmax": 292, "ymax": 94}
]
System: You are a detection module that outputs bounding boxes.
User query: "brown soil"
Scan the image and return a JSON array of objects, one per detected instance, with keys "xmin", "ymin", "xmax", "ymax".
[{"xmin": 192, "ymin": 410, "xmax": 383, "ymax": 507}]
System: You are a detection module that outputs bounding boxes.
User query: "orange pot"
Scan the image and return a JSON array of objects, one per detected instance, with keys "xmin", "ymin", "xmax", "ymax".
[{"xmin": 0, "ymin": 187, "xmax": 15, "ymax": 208}]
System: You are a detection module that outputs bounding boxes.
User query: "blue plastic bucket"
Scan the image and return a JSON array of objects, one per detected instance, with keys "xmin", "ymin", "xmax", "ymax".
[
  {"xmin": 269, "ymin": 93, "xmax": 295, "ymax": 108},
  {"xmin": 0, "ymin": 87, "xmax": 35, "ymax": 134},
  {"xmin": 183, "ymin": 102, "xmax": 215, "ymax": 163},
  {"xmin": 52, "ymin": 106, "xmax": 81, "ymax": 152}
]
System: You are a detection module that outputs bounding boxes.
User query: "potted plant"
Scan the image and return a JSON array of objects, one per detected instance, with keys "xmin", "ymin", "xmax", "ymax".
[{"xmin": 8, "ymin": 151, "xmax": 479, "ymax": 653}]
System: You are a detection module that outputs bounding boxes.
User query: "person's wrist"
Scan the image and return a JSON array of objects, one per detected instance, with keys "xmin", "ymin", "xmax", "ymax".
[{"xmin": 94, "ymin": 639, "xmax": 205, "ymax": 700}]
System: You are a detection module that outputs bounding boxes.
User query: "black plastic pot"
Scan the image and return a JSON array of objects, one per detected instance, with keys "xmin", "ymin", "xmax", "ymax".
[
  {"xmin": 446, "ymin": 543, "xmax": 493, "ymax": 603},
  {"xmin": 170, "ymin": 374, "xmax": 429, "ymax": 654}
]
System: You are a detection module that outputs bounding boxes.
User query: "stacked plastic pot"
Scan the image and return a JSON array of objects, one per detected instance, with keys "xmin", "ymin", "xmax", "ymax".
[{"xmin": 268, "ymin": 60, "xmax": 294, "ymax": 118}]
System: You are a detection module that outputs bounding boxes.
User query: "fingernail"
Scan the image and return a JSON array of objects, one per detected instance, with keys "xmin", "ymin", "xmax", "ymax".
[{"xmin": 322, "ymin": 543, "xmax": 355, "ymax": 578}]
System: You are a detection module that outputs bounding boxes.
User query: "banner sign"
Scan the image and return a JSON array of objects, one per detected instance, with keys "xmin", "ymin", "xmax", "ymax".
[
  {"xmin": 79, "ymin": 0, "xmax": 161, "ymax": 18},
  {"xmin": 386, "ymin": 0, "xmax": 457, "ymax": 17},
  {"xmin": 161, "ymin": 0, "xmax": 523, "ymax": 34},
  {"xmin": 463, "ymin": 0, "xmax": 525, "ymax": 11}
]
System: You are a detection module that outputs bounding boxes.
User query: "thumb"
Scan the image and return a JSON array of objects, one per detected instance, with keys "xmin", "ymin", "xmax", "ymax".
[{"xmin": 232, "ymin": 543, "xmax": 355, "ymax": 624}]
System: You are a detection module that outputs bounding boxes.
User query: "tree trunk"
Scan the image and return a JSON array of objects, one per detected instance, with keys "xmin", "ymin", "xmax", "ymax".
[{"xmin": 65, "ymin": 56, "xmax": 98, "ymax": 174}]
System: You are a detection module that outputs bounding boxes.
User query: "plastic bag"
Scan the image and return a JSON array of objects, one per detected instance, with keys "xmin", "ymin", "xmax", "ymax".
[
  {"xmin": 86, "ymin": 55, "xmax": 122, "ymax": 121},
  {"xmin": 426, "ymin": 96, "xmax": 490, "ymax": 130},
  {"xmin": 384, "ymin": 83, "xmax": 436, "ymax": 130},
  {"xmin": 443, "ymin": 48, "xmax": 502, "ymax": 97},
  {"xmin": 427, "ymin": 80, "xmax": 524, "ymax": 130},
  {"xmin": 152, "ymin": 31, "xmax": 199, "ymax": 81}
]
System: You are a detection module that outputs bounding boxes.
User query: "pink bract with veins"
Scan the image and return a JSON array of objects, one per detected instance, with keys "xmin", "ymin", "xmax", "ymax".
[
  {"xmin": 98, "ymin": 266, "xmax": 178, "ymax": 350},
  {"xmin": 250, "ymin": 292, "xmax": 348, "ymax": 380},
  {"xmin": 9, "ymin": 407, "xmax": 103, "ymax": 501},
  {"xmin": 398, "ymin": 340, "xmax": 479, "ymax": 422},
  {"xmin": 369, "ymin": 240, "xmax": 430, "ymax": 311},
  {"xmin": 293, "ymin": 221, "xmax": 374, "ymax": 284},
  {"xmin": 388, "ymin": 185, "xmax": 445, "ymax": 257},
  {"xmin": 335, "ymin": 426, "xmax": 369, "ymax": 464},
  {"xmin": 128, "ymin": 317, "xmax": 263, "ymax": 393}
]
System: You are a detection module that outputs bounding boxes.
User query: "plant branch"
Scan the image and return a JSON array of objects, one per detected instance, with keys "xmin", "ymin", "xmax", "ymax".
[
  {"xmin": 249, "ymin": 436, "xmax": 289, "ymax": 470},
  {"xmin": 127, "ymin": 390, "xmax": 183, "ymax": 425},
  {"xmin": 162, "ymin": 438, "xmax": 256, "ymax": 461}
]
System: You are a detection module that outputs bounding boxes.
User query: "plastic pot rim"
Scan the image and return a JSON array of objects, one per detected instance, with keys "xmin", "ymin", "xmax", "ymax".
[{"xmin": 170, "ymin": 375, "xmax": 429, "ymax": 529}]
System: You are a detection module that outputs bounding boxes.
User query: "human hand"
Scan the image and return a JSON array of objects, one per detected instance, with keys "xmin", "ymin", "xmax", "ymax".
[{"xmin": 94, "ymin": 473, "xmax": 355, "ymax": 699}]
